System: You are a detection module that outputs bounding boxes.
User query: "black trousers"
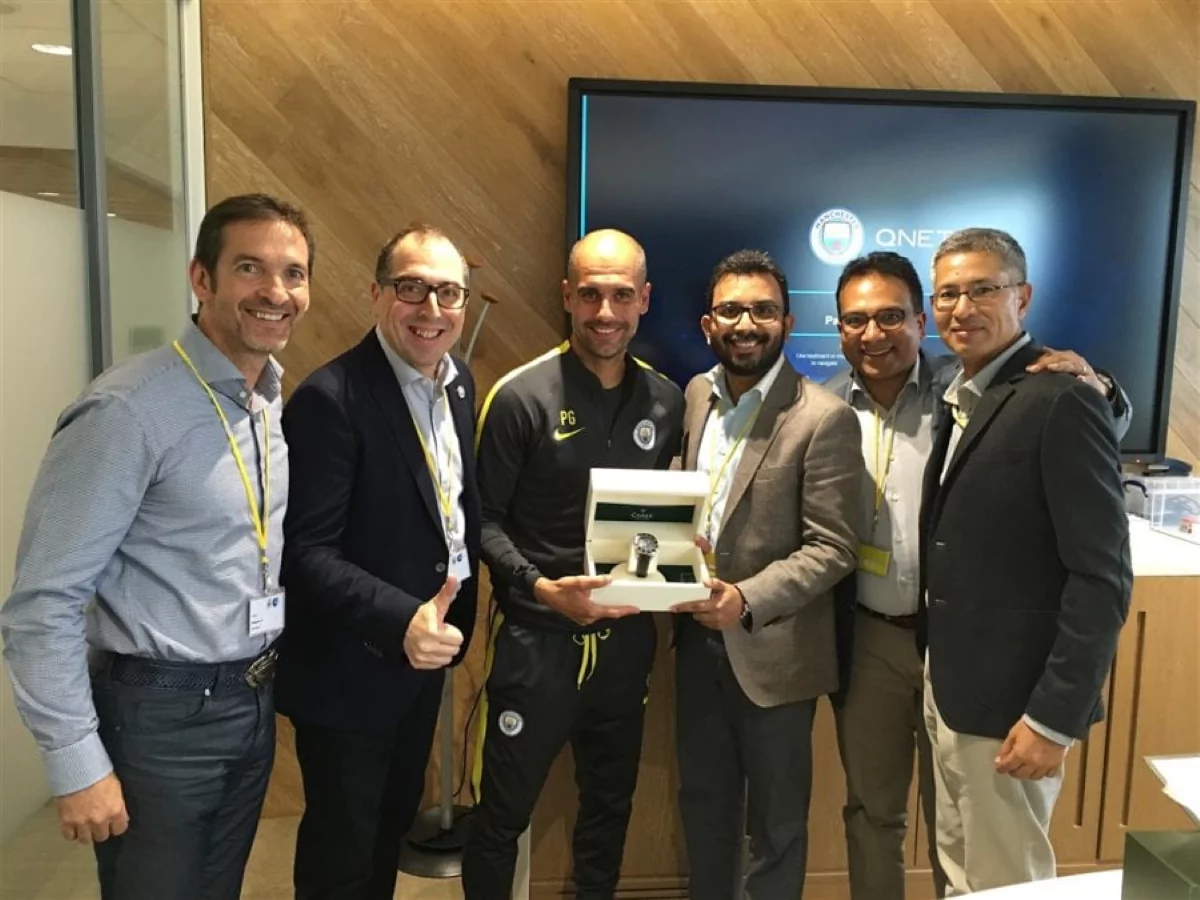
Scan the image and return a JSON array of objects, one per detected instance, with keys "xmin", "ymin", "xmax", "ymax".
[
  {"xmin": 462, "ymin": 614, "xmax": 656, "ymax": 899},
  {"xmin": 292, "ymin": 669, "xmax": 444, "ymax": 900},
  {"xmin": 675, "ymin": 620, "xmax": 817, "ymax": 900},
  {"xmin": 91, "ymin": 656, "xmax": 276, "ymax": 900}
]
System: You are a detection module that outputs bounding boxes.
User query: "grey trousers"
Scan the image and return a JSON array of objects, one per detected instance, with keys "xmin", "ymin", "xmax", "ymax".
[
  {"xmin": 91, "ymin": 659, "xmax": 275, "ymax": 900},
  {"xmin": 675, "ymin": 621, "xmax": 817, "ymax": 900},
  {"xmin": 835, "ymin": 608, "xmax": 946, "ymax": 900}
]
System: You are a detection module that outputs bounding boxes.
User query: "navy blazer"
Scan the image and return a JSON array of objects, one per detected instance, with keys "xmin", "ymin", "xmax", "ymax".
[{"xmin": 276, "ymin": 331, "xmax": 480, "ymax": 733}]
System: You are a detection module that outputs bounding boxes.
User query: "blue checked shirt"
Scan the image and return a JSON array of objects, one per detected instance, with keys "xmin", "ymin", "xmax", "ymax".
[{"xmin": 0, "ymin": 322, "xmax": 288, "ymax": 795}]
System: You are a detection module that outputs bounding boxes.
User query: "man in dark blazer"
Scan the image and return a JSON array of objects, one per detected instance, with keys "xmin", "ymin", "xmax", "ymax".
[
  {"xmin": 822, "ymin": 252, "xmax": 1130, "ymax": 900},
  {"xmin": 278, "ymin": 225, "xmax": 479, "ymax": 899},
  {"xmin": 919, "ymin": 228, "xmax": 1132, "ymax": 894}
]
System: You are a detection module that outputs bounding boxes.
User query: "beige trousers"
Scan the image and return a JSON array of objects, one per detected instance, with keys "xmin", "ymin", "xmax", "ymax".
[
  {"xmin": 835, "ymin": 609, "xmax": 944, "ymax": 899},
  {"xmin": 922, "ymin": 661, "xmax": 1064, "ymax": 895}
]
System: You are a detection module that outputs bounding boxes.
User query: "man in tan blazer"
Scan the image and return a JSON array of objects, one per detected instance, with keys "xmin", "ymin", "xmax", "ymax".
[{"xmin": 670, "ymin": 249, "xmax": 862, "ymax": 899}]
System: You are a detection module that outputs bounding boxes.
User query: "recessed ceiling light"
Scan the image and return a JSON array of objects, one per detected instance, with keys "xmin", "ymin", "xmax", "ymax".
[
  {"xmin": 32, "ymin": 43, "xmax": 72, "ymax": 56},
  {"xmin": 36, "ymin": 191, "xmax": 62, "ymax": 198},
  {"xmin": 107, "ymin": 212, "xmax": 116, "ymax": 218}
]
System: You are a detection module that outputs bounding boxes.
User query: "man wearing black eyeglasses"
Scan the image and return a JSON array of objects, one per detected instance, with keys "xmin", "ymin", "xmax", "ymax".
[
  {"xmin": 669, "ymin": 249, "xmax": 862, "ymax": 900},
  {"xmin": 276, "ymin": 225, "xmax": 480, "ymax": 899},
  {"xmin": 823, "ymin": 249, "xmax": 1130, "ymax": 900},
  {"xmin": 919, "ymin": 229, "xmax": 1132, "ymax": 893}
]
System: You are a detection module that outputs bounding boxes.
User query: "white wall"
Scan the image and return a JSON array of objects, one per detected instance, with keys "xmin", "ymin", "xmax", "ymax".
[
  {"xmin": 108, "ymin": 214, "xmax": 191, "ymax": 362},
  {"xmin": 0, "ymin": 191, "xmax": 92, "ymax": 844}
]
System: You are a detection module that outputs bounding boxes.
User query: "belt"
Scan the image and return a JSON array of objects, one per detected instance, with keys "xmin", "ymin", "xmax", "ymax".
[
  {"xmin": 856, "ymin": 603, "xmax": 919, "ymax": 631},
  {"xmin": 107, "ymin": 645, "xmax": 278, "ymax": 692}
]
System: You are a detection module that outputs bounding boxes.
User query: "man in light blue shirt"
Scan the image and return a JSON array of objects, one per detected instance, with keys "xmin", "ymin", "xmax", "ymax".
[{"xmin": 1, "ymin": 194, "xmax": 314, "ymax": 900}]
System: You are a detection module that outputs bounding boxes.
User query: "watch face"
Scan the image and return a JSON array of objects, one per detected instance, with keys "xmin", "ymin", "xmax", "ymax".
[{"xmin": 634, "ymin": 532, "xmax": 658, "ymax": 555}]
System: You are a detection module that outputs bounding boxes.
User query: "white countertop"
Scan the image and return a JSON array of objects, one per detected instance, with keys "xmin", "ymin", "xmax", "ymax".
[
  {"xmin": 1130, "ymin": 514, "xmax": 1200, "ymax": 576},
  {"xmin": 969, "ymin": 870, "xmax": 1121, "ymax": 898}
]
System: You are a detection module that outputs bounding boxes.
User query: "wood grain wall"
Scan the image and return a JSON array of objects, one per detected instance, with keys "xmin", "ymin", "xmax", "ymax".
[{"xmin": 202, "ymin": 0, "xmax": 1199, "ymax": 888}]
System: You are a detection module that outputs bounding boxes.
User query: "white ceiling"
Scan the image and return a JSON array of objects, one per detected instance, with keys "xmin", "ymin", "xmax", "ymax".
[{"xmin": 0, "ymin": 0, "xmax": 180, "ymax": 189}]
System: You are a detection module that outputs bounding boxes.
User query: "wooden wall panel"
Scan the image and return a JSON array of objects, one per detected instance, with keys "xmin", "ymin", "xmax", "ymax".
[
  {"xmin": 210, "ymin": 0, "xmax": 1200, "ymax": 887},
  {"xmin": 1099, "ymin": 577, "xmax": 1200, "ymax": 860},
  {"xmin": 204, "ymin": 0, "xmax": 1200, "ymax": 453}
]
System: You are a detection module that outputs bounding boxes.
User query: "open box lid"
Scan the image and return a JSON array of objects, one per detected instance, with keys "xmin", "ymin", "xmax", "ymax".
[{"xmin": 586, "ymin": 467, "xmax": 709, "ymax": 545}]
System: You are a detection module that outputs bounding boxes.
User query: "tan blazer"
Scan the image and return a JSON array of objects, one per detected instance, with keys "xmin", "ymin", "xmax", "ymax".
[{"xmin": 683, "ymin": 365, "xmax": 862, "ymax": 707}]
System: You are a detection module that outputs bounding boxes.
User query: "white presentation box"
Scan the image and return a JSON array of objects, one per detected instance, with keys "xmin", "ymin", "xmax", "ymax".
[{"xmin": 585, "ymin": 467, "xmax": 712, "ymax": 612}]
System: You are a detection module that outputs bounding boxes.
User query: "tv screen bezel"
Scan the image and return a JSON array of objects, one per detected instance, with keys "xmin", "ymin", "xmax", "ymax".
[{"xmin": 565, "ymin": 77, "xmax": 1196, "ymax": 462}]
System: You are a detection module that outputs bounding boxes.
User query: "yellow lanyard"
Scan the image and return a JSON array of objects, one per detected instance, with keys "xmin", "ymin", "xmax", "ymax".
[
  {"xmin": 703, "ymin": 399, "xmax": 763, "ymax": 536},
  {"xmin": 173, "ymin": 341, "xmax": 271, "ymax": 591},
  {"xmin": 411, "ymin": 390, "xmax": 456, "ymax": 534},
  {"xmin": 871, "ymin": 409, "xmax": 897, "ymax": 528}
]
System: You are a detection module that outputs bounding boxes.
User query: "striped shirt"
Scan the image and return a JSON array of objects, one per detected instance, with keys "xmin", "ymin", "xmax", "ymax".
[{"xmin": 0, "ymin": 322, "xmax": 288, "ymax": 795}]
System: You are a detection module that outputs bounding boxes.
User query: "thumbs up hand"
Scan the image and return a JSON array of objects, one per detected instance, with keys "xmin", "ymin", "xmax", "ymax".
[
  {"xmin": 432, "ymin": 576, "xmax": 458, "ymax": 629},
  {"xmin": 403, "ymin": 576, "xmax": 464, "ymax": 669}
]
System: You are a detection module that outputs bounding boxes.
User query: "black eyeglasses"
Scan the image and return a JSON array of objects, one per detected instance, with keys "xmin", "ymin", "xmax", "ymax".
[
  {"xmin": 838, "ymin": 308, "xmax": 909, "ymax": 334},
  {"xmin": 381, "ymin": 277, "xmax": 470, "ymax": 310},
  {"xmin": 930, "ymin": 282, "xmax": 1024, "ymax": 311},
  {"xmin": 711, "ymin": 301, "xmax": 782, "ymax": 325}
]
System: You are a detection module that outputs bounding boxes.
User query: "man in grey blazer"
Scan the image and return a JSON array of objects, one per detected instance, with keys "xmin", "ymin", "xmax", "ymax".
[{"xmin": 670, "ymin": 249, "xmax": 862, "ymax": 899}]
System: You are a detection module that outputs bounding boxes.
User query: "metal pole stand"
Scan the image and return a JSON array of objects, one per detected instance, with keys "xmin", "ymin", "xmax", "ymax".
[{"xmin": 398, "ymin": 674, "xmax": 474, "ymax": 877}]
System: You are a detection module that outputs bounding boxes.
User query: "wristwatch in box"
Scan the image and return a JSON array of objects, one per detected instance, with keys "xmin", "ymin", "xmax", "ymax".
[{"xmin": 631, "ymin": 532, "xmax": 659, "ymax": 578}]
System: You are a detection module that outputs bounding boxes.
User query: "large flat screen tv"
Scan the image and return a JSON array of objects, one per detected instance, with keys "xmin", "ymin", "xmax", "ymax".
[{"xmin": 567, "ymin": 79, "xmax": 1195, "ymax": 459}]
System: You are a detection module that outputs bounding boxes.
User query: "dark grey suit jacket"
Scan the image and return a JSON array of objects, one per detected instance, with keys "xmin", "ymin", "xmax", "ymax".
[{"xmin": 918, "ymin": 341, "xmax": 1132, "ymax": 740}]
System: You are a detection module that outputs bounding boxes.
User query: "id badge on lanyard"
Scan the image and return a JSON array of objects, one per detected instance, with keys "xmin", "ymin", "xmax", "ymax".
[
  {"xmin": 448, "ymin": 540, "xmax": 471, "ymax": 582},
  {"xmin": 249, "ymin": 592, "xmax": 286, "ymax": 636},
  {"xmin": 857, "ymin": 544, "xmax": 892, "ymax": 577}
]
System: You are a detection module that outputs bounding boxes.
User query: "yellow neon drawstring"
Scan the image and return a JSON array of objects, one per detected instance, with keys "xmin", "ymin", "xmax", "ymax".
[
  {"xmin": 573, "ymin": 630, "xmax": 611, "ymax": 688},
  {"xmin": 574, "ymin": 634, "xmax": 590, "ymax": 687}
]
